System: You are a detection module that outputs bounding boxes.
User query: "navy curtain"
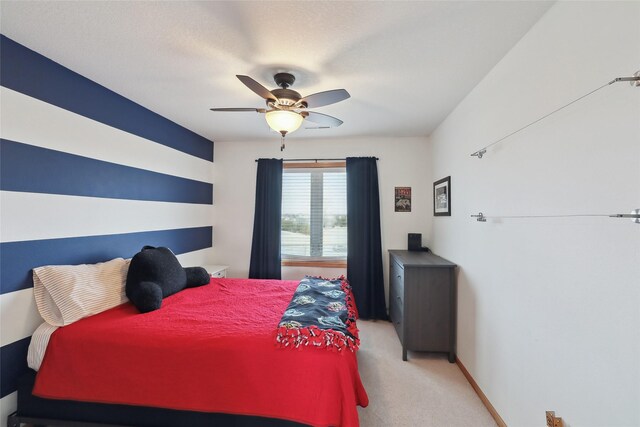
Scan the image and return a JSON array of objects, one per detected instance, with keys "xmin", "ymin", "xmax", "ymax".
[
  {"xmin": 346, "ymin": 157, "xmax": 387, "ymax": 320},
  {"xmin": 249, "ymin": 159, "xmax": 283, "ymax": 279}
]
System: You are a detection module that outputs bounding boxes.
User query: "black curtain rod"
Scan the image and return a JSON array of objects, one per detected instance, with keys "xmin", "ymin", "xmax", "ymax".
[{"xmin": 255, "ymin": 157, "xmax": 379, "ymax": 162}]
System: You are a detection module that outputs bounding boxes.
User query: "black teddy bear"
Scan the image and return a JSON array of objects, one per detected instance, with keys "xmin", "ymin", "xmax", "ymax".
[{"xmin": 126, "ymin": 246, "xmax": 210, "ymax": 313}]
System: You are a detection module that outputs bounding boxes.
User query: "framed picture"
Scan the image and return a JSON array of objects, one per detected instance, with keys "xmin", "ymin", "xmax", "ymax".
[
  {"xmin": 433, "ymin": 176, "xmax": 451, "ymax": 216},
  {"xmin": 395, "ymin": 187, "xmax": 411, "ymax": 212}
]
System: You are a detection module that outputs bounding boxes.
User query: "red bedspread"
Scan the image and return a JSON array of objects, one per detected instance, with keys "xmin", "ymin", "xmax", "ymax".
[{"xmin": 34, "ymin": 278, "xmax": 369, "ymax": 427}]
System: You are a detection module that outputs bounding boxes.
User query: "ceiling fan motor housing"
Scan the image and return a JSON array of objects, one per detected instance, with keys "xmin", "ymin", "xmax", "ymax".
[{"xmin": 269, "ymin": 88, "xmax": 302, "ymax": 107}]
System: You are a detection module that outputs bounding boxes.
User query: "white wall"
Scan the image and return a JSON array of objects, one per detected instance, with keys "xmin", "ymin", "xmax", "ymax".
[
  {"xmin": 212, "ymin": 136, "xmax": 431, "ymax": 299},
  {"xmin": 428, "ymin": 2, "xmax": 639, "ymax": 426}
]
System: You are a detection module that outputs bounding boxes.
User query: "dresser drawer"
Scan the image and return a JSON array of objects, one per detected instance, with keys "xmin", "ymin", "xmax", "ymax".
[
  {"xmin": 390, "ymin": 259, "xmax": 404, "ymax": 294},
  {"xmin": 210, "ymin": 269, "xmax": 226, "ymax": 278},
  {"xmin": 389, "ymin": 279, "xmax": 404, "ymax": 310},
  {"xmin": 389, "ymin": 295, "xmax": 404, "ymax": 342},
  {"xmin": 203, "ymin": 265, "xmax": 228, "ymax": 278}
]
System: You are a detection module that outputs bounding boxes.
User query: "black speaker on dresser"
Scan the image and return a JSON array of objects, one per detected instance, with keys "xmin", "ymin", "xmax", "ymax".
[{"xmin": 408, "ymin": 233, "xmax": 422, "ymax": 251}]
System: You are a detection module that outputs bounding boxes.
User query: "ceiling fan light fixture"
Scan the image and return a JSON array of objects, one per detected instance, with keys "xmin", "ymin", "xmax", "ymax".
[{"xmin": 265, "ymin": 110, "xmax": 304, "ymax": 135}]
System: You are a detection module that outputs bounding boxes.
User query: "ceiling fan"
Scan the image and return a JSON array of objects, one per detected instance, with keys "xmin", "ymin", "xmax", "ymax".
[{"xmin": 211, "ymin": 73, "xmax": 350, "ymax": 150}]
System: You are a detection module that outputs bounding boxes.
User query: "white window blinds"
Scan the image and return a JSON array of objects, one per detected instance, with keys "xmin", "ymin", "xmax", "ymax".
[{"xmin": 281, "ymin": 166, "xmax": 347, "ymax": 260}]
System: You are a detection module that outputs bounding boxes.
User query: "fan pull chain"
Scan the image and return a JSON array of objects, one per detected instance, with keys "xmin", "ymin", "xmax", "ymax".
[{"xmin": 281, "ymin": 135, "xmax": 286, "ymax": 151}]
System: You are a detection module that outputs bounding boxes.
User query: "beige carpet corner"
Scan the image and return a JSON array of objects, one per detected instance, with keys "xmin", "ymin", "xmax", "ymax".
[{"xmin": 356, "ymin": 320, "xmax": 497, "ymax": 427}]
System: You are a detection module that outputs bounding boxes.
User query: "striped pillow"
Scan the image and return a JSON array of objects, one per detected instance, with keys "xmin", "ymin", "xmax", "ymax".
[
  {"xmin": 33, "ymin": 258, "xmax": 130, "ymax": 326},
  {"xmin": 27, "ymin": 322, "xmax": 58, "ymax": 371}
]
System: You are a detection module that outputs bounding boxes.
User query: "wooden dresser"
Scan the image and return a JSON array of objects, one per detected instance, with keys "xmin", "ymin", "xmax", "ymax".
[{"xmin": 388, "ymin": 250, "xmax": 457, "ymax": 362}]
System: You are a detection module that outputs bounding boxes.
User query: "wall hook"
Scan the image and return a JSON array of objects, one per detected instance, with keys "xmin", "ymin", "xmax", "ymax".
[
  {"xmin": 609, "ymin": 208, "xmax": 640, "ymax": 224},
  {"xmin": 471, "ymin": 213, "xmax": 486, "ymax": 222}
]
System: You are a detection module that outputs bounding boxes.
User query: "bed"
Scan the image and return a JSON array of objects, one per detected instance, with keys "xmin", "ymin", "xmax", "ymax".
[{"xmin": 8, "ymin": 277, "xmax": 368, "ymax": 427}]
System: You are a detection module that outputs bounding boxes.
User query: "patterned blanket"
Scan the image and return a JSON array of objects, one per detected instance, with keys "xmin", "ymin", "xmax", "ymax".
[{"xmin": 276, "ymin": 276, "xmax": 360, "ymax": 352}]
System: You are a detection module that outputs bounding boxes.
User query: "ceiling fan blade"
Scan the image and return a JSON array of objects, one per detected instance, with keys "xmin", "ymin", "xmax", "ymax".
[
  {"xmin": 210, "ymin": 108, "xmax": 266, "ymax": 113},
  {"xmin": 303, "ymin": 111, "xmax": 343, "ymax": 127},
  {"xmin": 236, "ymin": 75, "xmax": 277, "ymax": 102},
  {"xmin": 299, "ymin": 89, "xmax": 350, "ymax": 108}
]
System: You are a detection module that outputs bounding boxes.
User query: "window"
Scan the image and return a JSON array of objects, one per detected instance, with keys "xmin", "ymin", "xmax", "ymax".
[{"xmin": 281, "ymin": 162, "xmax": 347, "ymax": 266}]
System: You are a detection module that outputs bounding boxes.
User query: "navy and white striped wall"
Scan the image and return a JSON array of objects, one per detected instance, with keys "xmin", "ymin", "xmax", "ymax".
[{"xmin": 0, "ymin": 34, "xmax": 215, "ymax": 419}]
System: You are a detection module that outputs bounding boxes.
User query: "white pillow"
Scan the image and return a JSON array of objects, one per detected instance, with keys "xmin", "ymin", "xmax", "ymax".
[{"xmin": 33, "ymin": 258, "xmax": 130, "ymax": 326}]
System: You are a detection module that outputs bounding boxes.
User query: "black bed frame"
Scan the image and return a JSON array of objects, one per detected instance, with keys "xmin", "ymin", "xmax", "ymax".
[
  {"xmin": 7, "ymin": 413, "xmax": 130, "ymax": 427},
  {"xmin": 8, "ymin": 370, "xmax": 308, "ymax": 427}
]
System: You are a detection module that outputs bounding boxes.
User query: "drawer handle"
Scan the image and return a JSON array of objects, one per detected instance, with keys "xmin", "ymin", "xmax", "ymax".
[
  {"xmin": 396, "ymin": 275, "xmax": 401, "ymax": 278},
  {"xmin": 396, "ymin": 295, "xmax": 402, "ymax": 302}
]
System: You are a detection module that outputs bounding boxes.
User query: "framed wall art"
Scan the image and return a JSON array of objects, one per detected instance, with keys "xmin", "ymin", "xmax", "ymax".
[
  {"xmin": 433, "ymin": 176, "xmax": 451, "ymax": 216},
  {"xmin": 395, "ymin": 187, "xmax": 411, "ymax": 212}
]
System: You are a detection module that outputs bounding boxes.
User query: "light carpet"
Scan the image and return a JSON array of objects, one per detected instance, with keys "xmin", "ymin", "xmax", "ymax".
[{"xmin": 356, "ymin": 320, "xmax": 497, "ymax": 426}]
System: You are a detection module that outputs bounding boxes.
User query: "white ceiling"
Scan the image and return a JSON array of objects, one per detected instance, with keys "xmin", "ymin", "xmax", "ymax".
[{"xmin": 0, "ymin": 1, "xmax": 552, "ymax": 143}]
